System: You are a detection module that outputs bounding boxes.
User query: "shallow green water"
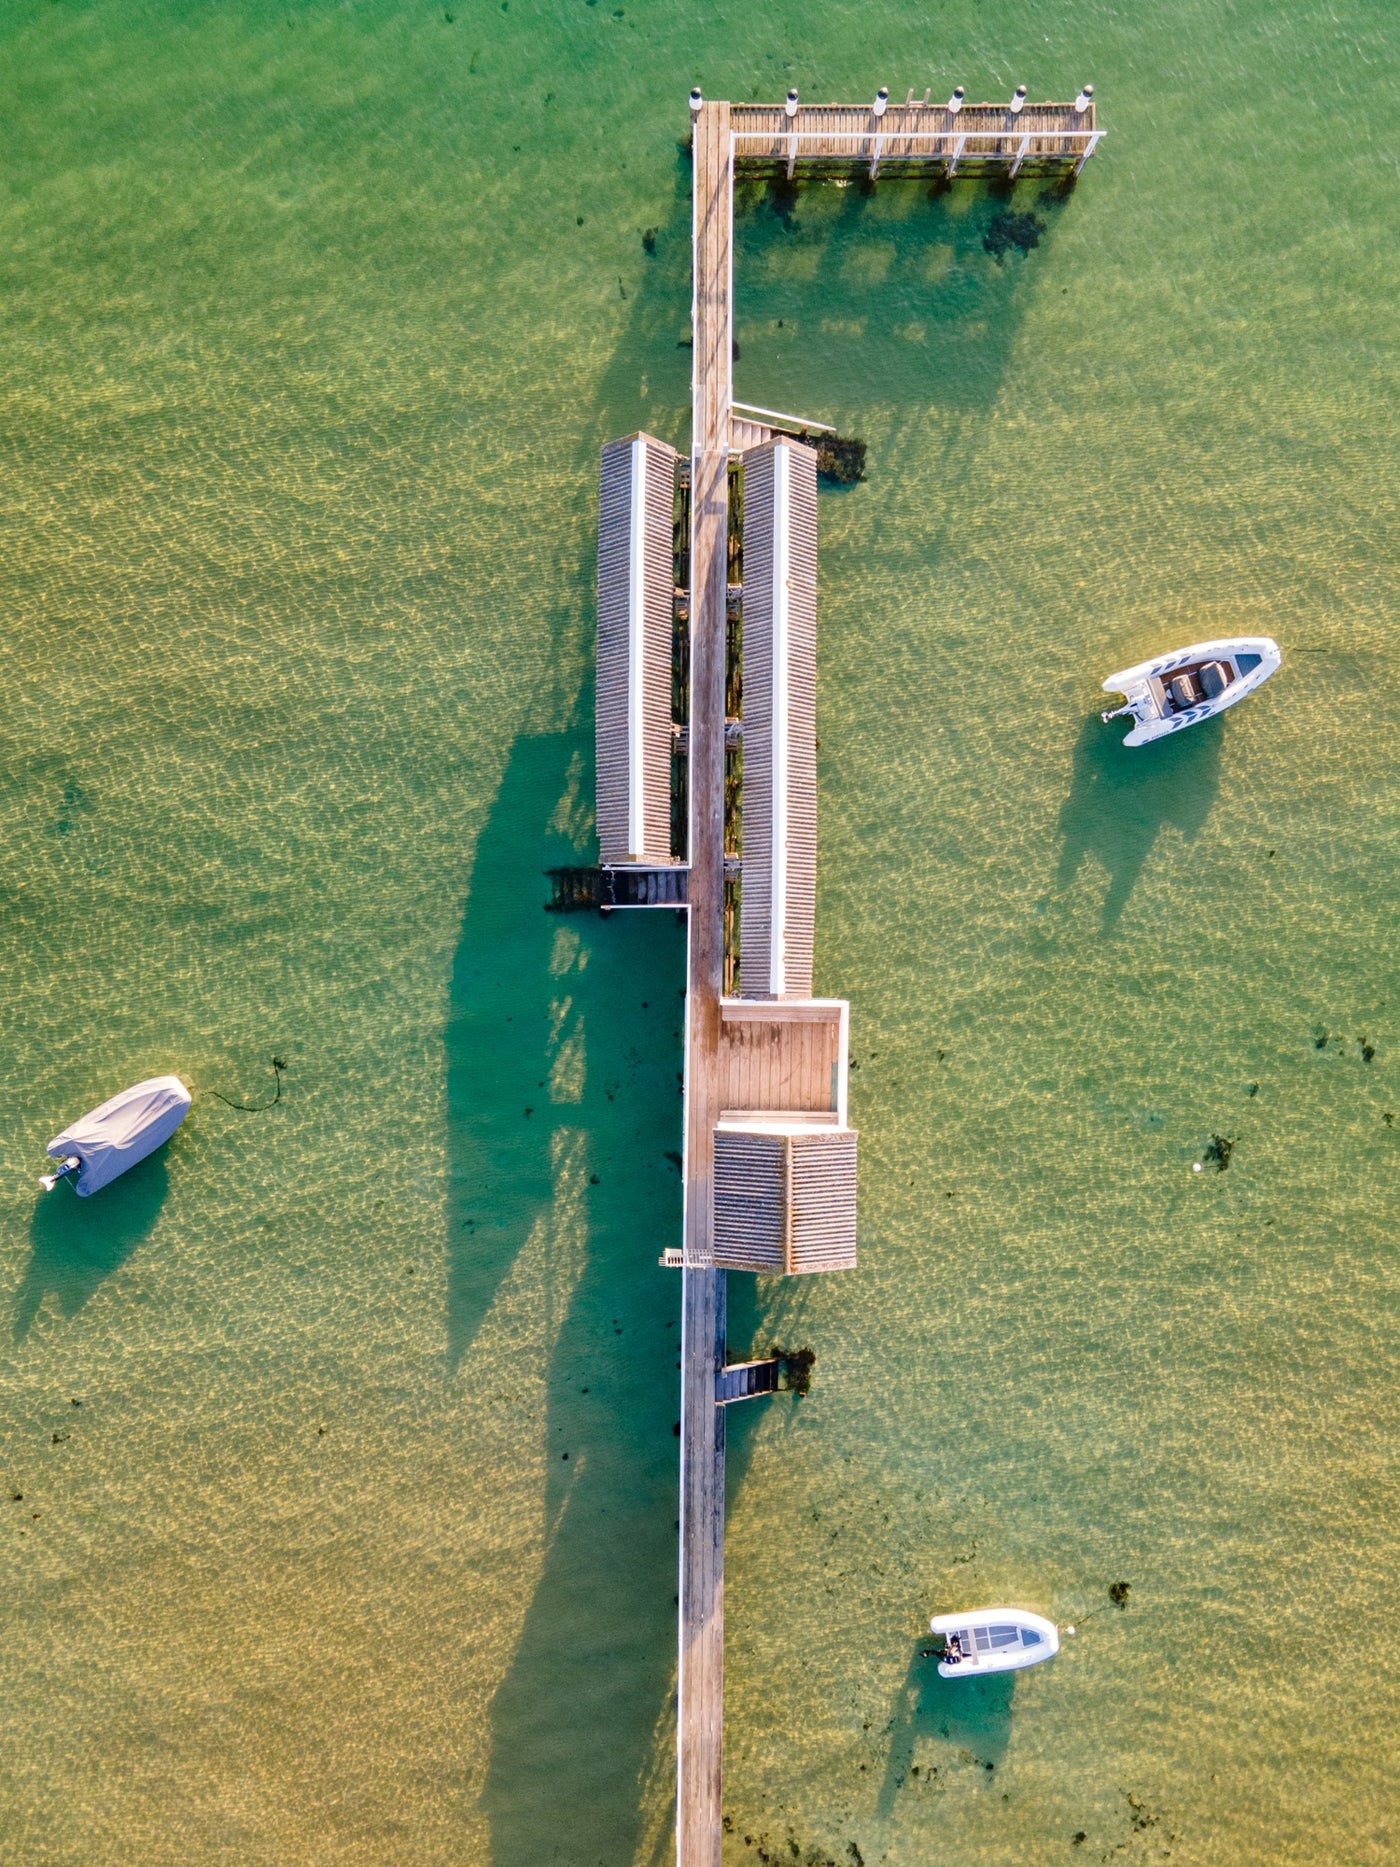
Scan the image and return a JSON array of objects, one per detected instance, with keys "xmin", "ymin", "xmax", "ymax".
[{"xmin": 1, "ymin": 2, "xmax": 1397, "ymax": 1862}]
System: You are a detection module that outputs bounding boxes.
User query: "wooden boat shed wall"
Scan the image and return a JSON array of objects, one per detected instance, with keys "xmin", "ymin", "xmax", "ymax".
[
  {"xmin": 710, "ymin": 997, "xmax": 857, "ymax": 1274},
  {"xmin": 739, "ymin": 435, "xmax": 819, "ymax": 999},
  {"xmin": 596, "ymin": 432, "xmax": 679, "ymax": 867}
]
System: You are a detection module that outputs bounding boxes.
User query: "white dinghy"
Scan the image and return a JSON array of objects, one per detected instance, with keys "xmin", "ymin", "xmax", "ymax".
[
  {"xmin": 40, "ymin": 1075, "xmax": 191, "ymax": 1196},
  {"xmin": 927, "ymin": 1608, "xmax": 1060, "ymax": 1679},
  {"xmin": 1101, "ymin": 636, "xmax": 1281, "ymax": 746}
]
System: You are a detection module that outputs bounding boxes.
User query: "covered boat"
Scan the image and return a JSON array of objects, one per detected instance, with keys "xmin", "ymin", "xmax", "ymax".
[
  {"xmin": 927, "ymin": 1608, "xmax": 1059, "ymax": 1679},
  {"xmin": 1101, "ymin": 636, "xmax": 1281, "ymax": 746},
  {"xmin": 40, "ymin": 1075, "xmax": 191, "ymax": 1196}
]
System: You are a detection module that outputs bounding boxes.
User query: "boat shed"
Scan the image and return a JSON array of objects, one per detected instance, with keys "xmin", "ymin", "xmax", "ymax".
[
  {"xmin": 739, "ymin": 435, "xmax": 819, "ymax": 999},
  {"xmin": 713, "ymin": 1117, "xmax": 857, "ymax": 1274},
  {"xmin": 596, "ymin": 431, "xmax": 680, "ymax": 867},
  {"xmin": 709, "ymin": 997, "xmax": 857, "ymax": 1274}
]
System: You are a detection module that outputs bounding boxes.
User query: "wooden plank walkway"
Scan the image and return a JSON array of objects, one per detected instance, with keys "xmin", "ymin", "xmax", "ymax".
[
  {"xmin": 671, "ymin": 84, "xmax": 1102, "ymax": 1865},
  {"xmin": 717, "ymin": 998, "xmax": 846, "ymax": 1117},
  {"xmin": 676, "ymin": 96, "xmax": 731, "ymax": 1867},
  {"xmin": 731, "ymin": 96, "xmax": 1102, "ymax": 178}
]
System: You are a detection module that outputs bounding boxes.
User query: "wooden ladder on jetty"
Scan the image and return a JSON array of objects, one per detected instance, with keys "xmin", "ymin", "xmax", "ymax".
[
  {"xmin": 714, "ymin": 1358, "xmax": 780, "ymax": 1404},
  {"xmin": 545, "ymin": 865, "xmax": 689, "ymax": 911}
]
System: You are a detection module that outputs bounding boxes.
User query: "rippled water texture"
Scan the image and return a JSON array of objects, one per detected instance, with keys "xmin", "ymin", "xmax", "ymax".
[{"xmin": 1, "ymin": 2, "xmax": 1397, "ymax": 1863}]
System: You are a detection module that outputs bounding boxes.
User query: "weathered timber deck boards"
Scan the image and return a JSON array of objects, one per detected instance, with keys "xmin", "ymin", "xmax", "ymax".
[
  {"xmin": 730, "ymin": 99, "xmax": 1098, "ymax": 174},
  {"xmin": 677, "ymin": 97, "xmax": 731, "ymax": 1867},
  {"xmin": 717, "ymin": 1001, "xmax": 843, "ymax": 1115}
]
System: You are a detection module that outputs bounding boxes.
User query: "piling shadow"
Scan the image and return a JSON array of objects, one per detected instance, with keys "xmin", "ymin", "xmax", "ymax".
[
  {"xmin": 876, "ymin": 1639, "xmax": 1014, "ymax": 1819},
  {"xmin": 444, "ymin": 729, "xmax": 592, "ymax": 1371},
  {"xmin": 14, "ymin": 1153, "xmax": 169, "ymax": 1340},
  {"xmin": 457, "ymin": 734, "xmax": 688, "ymax": 1867},
  {"xmin": 1056, "ymin": 713, "xmax": 1224, "ymax": 932},
  {"xmin": 461, "ymin": 150, "xmax": 704, "ymax": 1865},
  {"xmin": 733, "ymin": 176, "xmax": 1072, "ymax": 424}
]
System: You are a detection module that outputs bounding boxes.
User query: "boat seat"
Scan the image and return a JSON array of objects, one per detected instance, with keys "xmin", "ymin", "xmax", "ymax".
[
  {"xmin": 1198, "ymin": 660, "xmax": 1231, "ymax": 701},
  {"xmin": 1168, "ymin": 672, "xmax": 1202, "ymax": 710}
]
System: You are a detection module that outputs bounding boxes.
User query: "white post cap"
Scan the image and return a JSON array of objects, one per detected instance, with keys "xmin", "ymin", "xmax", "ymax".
[
  {"xmin": 784, "ymin": 87, "xmax": 799, "ymax": 119},
  {"xmin": 1010, "ymin": 84, "xmax": 1027, "ymax": 114},
  {"xmin": 1073, "ymin": 83, "xmax": 1094, "ymax": 113},
  {"xmin": 872, "ymin": 86, "xmax": 889, "ymax": 118},
  {"xmin": 947, "ymin": 85, "xmax": 965, "ymax": 113}
]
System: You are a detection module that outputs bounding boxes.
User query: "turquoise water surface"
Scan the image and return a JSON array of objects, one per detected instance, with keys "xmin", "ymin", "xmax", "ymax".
[{"xmin": 1, "ymin": 2, "xmax": 1397, "ymax": 1862}]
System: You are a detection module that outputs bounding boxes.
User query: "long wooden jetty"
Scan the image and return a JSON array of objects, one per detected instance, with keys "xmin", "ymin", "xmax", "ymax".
[{"xmin": 588, "ymin": 82, "xmax": 1102, "ymax": 1867}]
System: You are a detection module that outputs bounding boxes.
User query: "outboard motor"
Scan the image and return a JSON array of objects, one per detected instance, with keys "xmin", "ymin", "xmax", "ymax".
[{"xmin": 37, "ymin": 1154, "xmax": 80, "ymax": 1193}]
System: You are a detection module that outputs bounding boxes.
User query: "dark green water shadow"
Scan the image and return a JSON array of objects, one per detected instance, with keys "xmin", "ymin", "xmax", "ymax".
[
  {"xmin": 876, "ymin": 1639, "xmax": 1013, "ymax": 1821},
  {"xmin": 1056, "ymin": 713, "xmax": 1224, "ymax": 933},
  {"xmin": 14, "ymin": 1152, "xmax": 169, "ymax": 1341},
  {"xmin": 733, "ymin": 177, "xmax": 1072, "ymax": 426},
  {"xmin": 444, "ymin": 141, "xmax": 692, "ymax": 1371},
  {"xmin": 451, "ymin": 730, "xmax": 691, "ymax": 1866},
  {"xmin": 460, "ymin": 156, "xmax": 702, "ymax": 1863},
  {"xmin": 444, "ymin": 729, "xmax": 593, "ymax": 1372},
  {"xmin": 473, "ymin": 898, "xmax": 685, "ymax": 1866}
]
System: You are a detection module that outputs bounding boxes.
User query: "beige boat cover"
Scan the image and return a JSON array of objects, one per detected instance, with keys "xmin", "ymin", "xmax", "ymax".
[{"xmin": 48, "ymin": 1075, "xmax": 191, "ymax": 1196}]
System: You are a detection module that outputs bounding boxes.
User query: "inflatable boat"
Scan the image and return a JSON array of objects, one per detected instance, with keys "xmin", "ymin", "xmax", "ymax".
[
  {"xmin": 927, "ymin": 1608, "xmax": 1059, "ymax": 1678},
  {"xmin": 1101, "ymin": 636, "xmax": 1281, "ymax": 746},
  {"xmin": 39, "ymin": 1075, "xmax": 191, "ymax": 1195}
]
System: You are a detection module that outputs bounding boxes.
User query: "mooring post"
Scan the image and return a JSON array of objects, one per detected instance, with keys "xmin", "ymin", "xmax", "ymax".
[{"xmin": 868, "ymin": 86, "xmax": 888, "ymax": 179}]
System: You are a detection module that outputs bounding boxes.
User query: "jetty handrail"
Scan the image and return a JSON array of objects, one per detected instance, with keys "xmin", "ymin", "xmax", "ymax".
[
  {"xmin": 733, "ymin": 128, "xmax": 1104, "ymax": 148},
  {"xmin": 733, "ymin": 124, "xmax": 1105, "ymax": 179},
  {"xmin": 731, "ymin": 400, "xmax": 836, "ymax": 434}
]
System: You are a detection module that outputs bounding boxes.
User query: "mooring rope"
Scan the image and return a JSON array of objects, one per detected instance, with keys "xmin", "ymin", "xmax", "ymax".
[{"xmin": 207, "ymin": 1056, "xmax": 287, "ymax": 1113}]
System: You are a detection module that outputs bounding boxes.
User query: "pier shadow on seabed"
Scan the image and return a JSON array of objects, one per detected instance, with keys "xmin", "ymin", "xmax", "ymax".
[
  {"xmin": 451, "ymin": 728, "xmax": 685, "ymax": 1866},
  {"xmin": 453, "ymin": 134, "xmax": 707, "ymax": 1867}
]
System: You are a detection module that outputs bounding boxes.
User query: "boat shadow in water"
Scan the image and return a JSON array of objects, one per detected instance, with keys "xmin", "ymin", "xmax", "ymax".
[
  {"xmin": 14, "ymin": 1154, "xmax": 169, "ymax": 1341},
  {"xmin": 1055, "ymin": 711, "xmax": 1224, "ymax": 933},
  {"xmin": 876, "ymin": 1641, "xmax": 1015, "ymax": 1819}
]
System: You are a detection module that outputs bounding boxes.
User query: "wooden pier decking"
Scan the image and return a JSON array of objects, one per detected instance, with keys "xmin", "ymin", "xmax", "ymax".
[
  {"xmin": 731, "ymin": 94, "xmax": 1102, "ymax": 179},
  {"xmin": 717, "ymin": 997, "xmax": 847, "ymax": 1119},
  {"xmin": 676, "ymin": 95, "xmax": 731, "ymax": 1867},
  {"xmin": 586, "ymin": 83, "xmax": 1106, "ymax": 1867}
]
